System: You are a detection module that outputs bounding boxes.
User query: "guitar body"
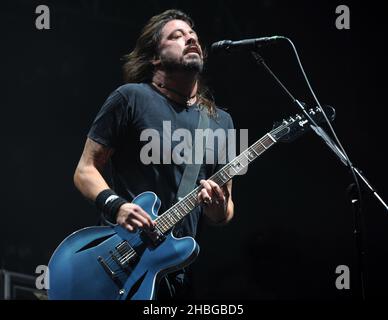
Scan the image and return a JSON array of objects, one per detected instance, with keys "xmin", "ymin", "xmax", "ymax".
[{"xmin": 48, "ymin": 191, "xmax": 199, "ymax": 300}]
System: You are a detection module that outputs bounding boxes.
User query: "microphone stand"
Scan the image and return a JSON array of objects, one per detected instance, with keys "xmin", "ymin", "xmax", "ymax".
[{"xmin": 251, "ymin": 51, "xmax": 388, "ymax": 300}]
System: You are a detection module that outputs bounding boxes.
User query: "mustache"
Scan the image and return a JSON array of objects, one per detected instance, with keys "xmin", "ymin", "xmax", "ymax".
[{"xmin": 184, "ymin": 45, "xmax": 202, "ymax": 55}]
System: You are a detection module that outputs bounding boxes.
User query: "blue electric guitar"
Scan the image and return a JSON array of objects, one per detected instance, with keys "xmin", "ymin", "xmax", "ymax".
[{"xmin": 48, "ymin": 106, "xmax": 335, "ymax": 300}]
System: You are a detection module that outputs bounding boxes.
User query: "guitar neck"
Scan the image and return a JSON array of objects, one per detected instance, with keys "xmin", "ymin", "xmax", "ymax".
[{"xmin": 154, "ymin": 132, "xmax": 278, "ymax": 234}]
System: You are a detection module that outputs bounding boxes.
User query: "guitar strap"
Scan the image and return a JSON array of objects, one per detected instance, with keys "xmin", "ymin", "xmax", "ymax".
[
  {"xmin": 175, "ymin": 107, "xmax": 209, "ymax": 202},
  {"xmin": 160, "ymin": 108, "xmax": 209, "ymax": 300}
]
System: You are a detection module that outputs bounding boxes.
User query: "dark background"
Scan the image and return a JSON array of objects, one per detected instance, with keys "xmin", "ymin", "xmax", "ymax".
[{"xmin": 1, "ymin": 0, "xmax": 387, "ymax": 300}]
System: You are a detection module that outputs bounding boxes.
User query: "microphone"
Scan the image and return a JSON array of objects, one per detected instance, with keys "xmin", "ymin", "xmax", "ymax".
[{"xmin": 211, "ymin": 36, "xmax": 285, "ymax": 53}]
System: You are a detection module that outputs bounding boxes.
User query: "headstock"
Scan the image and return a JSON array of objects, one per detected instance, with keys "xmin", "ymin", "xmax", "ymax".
[{"xmin": 271, "ymin": 105, "xmax": 336, "ymax": 142}]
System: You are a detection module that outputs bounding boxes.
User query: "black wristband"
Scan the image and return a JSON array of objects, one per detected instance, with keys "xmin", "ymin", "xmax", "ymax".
[
  {"xmin": 95, "ymin": 189, "xmax": 116, "ymax": 212},
  {"xmin": 95, "ymin": 189, "xmax": 127, "ymax": 223}
]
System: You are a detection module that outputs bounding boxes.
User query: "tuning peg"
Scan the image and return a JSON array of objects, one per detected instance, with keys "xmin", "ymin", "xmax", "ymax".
[
  {"xmin": 308, "ymin": 108, "xmax": 316, "ymax": 115},
  {"xmin": 295, "ymin": 114, "xmax": 302, "ymax": 120},
  {"xmin": 282, "ymin": 119, "xmax": 288, "ymax": 124},
  {"xmin": 288, "ymin": 116, "xmax": 295, "ymax": 122}
]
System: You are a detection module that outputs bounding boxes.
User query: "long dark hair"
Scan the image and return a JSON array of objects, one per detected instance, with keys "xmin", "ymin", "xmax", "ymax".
[{"xmin": 122, "ymin": 9, "xmax": 216, "ymax": 117}]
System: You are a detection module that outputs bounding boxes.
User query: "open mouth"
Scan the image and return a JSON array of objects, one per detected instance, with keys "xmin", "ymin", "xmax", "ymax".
[{"xmin": 185, "ymin": 47, "xmax": 201, "ymax": 55}]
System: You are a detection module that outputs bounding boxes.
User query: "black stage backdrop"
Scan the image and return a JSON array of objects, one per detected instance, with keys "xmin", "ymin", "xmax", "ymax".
[{"xmin": 1, "ymin": 0, "xmax": 387, "ymax": 300}]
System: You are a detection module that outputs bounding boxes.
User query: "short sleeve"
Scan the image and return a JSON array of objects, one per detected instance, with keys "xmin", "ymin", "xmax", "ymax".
[{"xmin": 87, "ymin": 90, "xmax": 129, "ymax": 148}]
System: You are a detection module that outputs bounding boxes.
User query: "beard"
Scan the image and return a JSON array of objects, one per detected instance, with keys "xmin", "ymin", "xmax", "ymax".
[{"xmin": 160, "ymin": 52, "xmax": 204, "ymax": 73}]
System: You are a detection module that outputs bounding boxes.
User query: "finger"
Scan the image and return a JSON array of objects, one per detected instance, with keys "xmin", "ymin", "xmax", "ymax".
[
  {"xmin": 207, "ymin": 180, "xmax": 225, "ymax": 201},
  {"xmin": 200, "ymin": 180, "xmax": 214, "ymax": 198},
  {"xmin": 124, "ymin": 224, "xmax": 134, "ymax": 232},
  {"xmin": 200, "ymin": 189, "xmax": 212, "ymax": 205},
  {"xmin": 197, "ymin": 188, "xmax": 207, "ymax": 200},
  {"xmin": 127, "ymin": 217, "xmax": 144, "ymax": 229},
  {"xmin": 130, "ymin": 210, "xmax": 151, "ymax": 228},
  {"xmin": 133, "ymin": 206, "xmax": 155, "ymax": 227},
  {"xmin": 197, "ymin": 191, "xmax": 203, "ymax": 203},
  {"xmin": 130, "ymin": 211, "xmax": 156, "ymax": 231}
]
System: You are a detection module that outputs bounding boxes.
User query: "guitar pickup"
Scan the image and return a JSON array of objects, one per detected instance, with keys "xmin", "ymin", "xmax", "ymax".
[{"xmin": 110, "ymin": 250, "xmax": 133, "ymax": 271}]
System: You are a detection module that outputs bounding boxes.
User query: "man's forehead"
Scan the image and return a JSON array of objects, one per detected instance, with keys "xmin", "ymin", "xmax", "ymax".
[{"xmin": 161, "ymin": 19, "xmax": 195, "ymax": 36}]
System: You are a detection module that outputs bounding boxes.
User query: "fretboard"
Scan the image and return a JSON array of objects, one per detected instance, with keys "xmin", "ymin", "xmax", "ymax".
[{"xmin": 154, "ymin": 132, "xmax": 277, "ymax": 234}]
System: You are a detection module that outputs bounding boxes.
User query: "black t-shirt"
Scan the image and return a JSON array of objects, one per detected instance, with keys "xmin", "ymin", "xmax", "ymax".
[{"xmin": 88, "ymin": 83, "xmax": 234, "ymax": 238}]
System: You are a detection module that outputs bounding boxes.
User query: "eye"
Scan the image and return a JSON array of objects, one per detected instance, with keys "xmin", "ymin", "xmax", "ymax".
[{"xmin": 171, "ymin": 31, "xmax": 183, "ymax": 39}]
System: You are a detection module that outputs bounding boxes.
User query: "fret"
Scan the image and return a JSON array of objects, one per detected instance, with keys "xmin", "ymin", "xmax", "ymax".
[
  {"xmin": 239, "ymin": 157, "xmax": 248, "ymax": 170},
  {"xmin": 190, "ymin": 193, "xmax": 199, "ymax": 206},
  {"xmin": 159, "ymin": 225, "xmax": 168, "ymax": 233},
  {"xmin": 243, "ymin": 152, "xmax": 250, "ymax": 160},
  {"xmin": 166, "ymin": 212, "xmax": 176, "ymax": 224},
  {"xmin": 211, "ymin": 176, "xmax": 221, "ymax": 186},
  {"xmin": 253, "ymin": 143, "xmax": 265, "ymax": 155},
  {"xmin": 169, "ymin": 208, "xmax": 178, "ymax": 220},
  {"xmin": 262, "ymin": 135, "xmax": 275, "ymax": 148},
  {"xmin": 176, "ymin": 207, "xmax": 184, "ymax": 218},
  {"xmin": 234, "ymin": 153, "xmax": 249, "ymax": 172},
  {"xmin": 227, "ymin": 165, "xmax": 236, "ymax": 177},
  {"xmin": 267, "ymin": 133, "xmax": 276, "ymax": 142},
  {"xmin": 216, "ymin": 169, "xmax": 230, "ymax": 184},
  {"xmin": 187, "ymin": 196, "xmax": 195, "ymax": 207},
  {"xmin": 181, "ymin": 202, "xmax": 189, "ymax": 213},
  {"xmin": 221, "ymin": 170, "xmax": 232, "ymax": 181},
  {"xmin": 231, "ymin": 160, "xmax": 242, "ymax": 173},
  {"xmin": 169, "ymin": 214, "xmax": 176, "ymax": 223},
  {"xmin": 163, "ymin": 218, "xmax": 171, "ymax": 231},
  {"xmin": 157, "ymin": 221, "xmax": 167, "ymax": 233},
  {"xmin": 261, "ymin": 137, "xmax": 271, "ymax": 147},
  {"xmin": 163, "ymin": 216, "xmax": 172, "ymax": 227},
  {"xmin": 217, "ymin": 172, "xmax": 227, "ymax": 184},
  {"xmin": 259, "ymin": 140, "xmax": 267, "ymax": 150},
  {"xmin": 251, "ymin": 147, "xmax": 259, "ymax": 156},
  {"xmin": 172, "ymin": 215, "xmax": 179, "ymax": 224},
  {"xmin": 230, "ymin": 166, "xmax": 238, "ymax": 174},
  {"xmin": 246, "ymin": 148, "xmax": 257, "ymax": 162},
  {"xmin": 175, "ymin": 204, "xmax": 186, "ymax": 217},
  {"xmin": 187, "ymin": 197, "xmax": 195, "ymax": 209},
  {"xmin": 159, "ymin": 218, "xmax": 168, "ymax": 230}
]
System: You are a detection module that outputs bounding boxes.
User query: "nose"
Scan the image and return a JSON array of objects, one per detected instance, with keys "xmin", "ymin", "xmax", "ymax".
[{"xmin": 186, "ymin": 35, "xmax": 198, "ymax": 46}]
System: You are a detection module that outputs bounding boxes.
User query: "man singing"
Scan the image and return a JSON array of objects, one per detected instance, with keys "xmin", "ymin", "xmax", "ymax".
[{"xmin": 74, "ymin": 9, "xmax": 235, "ymax": 299}]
